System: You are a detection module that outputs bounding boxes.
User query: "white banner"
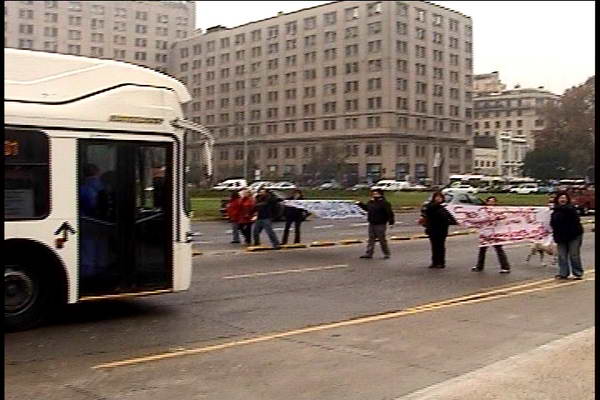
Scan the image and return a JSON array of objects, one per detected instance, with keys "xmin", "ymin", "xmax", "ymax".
[
  {"xmin": 446, "ymin": 205, "xmax": 552, "ymax": 247},
  {"xmin": 283, "ymin": 200, "xmax": 367, "ymax": 219}
]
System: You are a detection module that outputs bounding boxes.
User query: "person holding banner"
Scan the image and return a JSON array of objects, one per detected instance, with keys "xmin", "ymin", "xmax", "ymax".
[
  {"xmin": 550, "ymin": 191, "xmax": 584, "ymax": 280},
  {"xmin": 421, "ymin": 191, "xmax": 457, "ymax": 269},
  {"xmin": 356, "ymin": 189, "xmax": 395, "ymax": 259},
  {"xmin": 471, "ymin": 196, "xmax": 511, "ymax": 273}
]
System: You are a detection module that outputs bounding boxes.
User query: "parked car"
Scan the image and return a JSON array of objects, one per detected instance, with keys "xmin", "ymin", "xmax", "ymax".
[
  {"xmin": 212, "ymin": 178, "xmax": 248, "ymax": 191},
  {"xmin": 249, "ymin": 181, "xmax": 273, "ymax": 192},
  {"xmin": 371, "ymin": 180, "xmax": 410, "ymax": 191},
  {"xmin": 346, "ymin": 184, "xmax": 371, "ymax": 191},
  {"xmin": 569, "ymin": 186, "xmax": 595, "ymax": 215},
  {"xmin": 510, "ymin": 183, "xmax": 539, "ymax": 194},
  {"xmin": 424, "ymin": 192, "xmax": 484, "ymax": 206},
  {"xmin": 441, "ymin": 184, "xmax": 478, "ymax": 195},
  {"xmin": 406, "ymin": 184, "xmax": 428, "ymax": 191},
  {"xmin": 266, "ymin": 181, "xmax": 297, "ymax": 190},
  {"xmin": 317, "ymin": 181, "xmax": 342, "ymax": 190},
  {"xmin": 537, "ymin": 185, "xmax": 555, "ymax": 194}
]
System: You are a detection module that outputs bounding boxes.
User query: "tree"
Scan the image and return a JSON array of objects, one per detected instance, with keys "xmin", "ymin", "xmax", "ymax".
[
  {"xmin": 522, "ymin": 148, "xmax": 571, "ymax": 180},
  {"xmin": 303, "ymin": 143, "xmax": 350, "ymax": 184},
  {"xmin": 533, "ymin": 76, "xmax": 595, "ymax": 179}
]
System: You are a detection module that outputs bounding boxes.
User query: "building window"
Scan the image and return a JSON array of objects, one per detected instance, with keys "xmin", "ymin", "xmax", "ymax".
[
  {"xmin": 324, "ymin": 11, "xmax": 337, "ymax": 25},
  {"xmin": 368, "ymin": 21, "xmax": 382, "ymax": 35},
  {"xmin": 368, "ymin": 2, "xmax": 383, "ymax": 16},
  {"xmin": 345, "ymin": 7, "xmax": 359, "ymax": 21},
  {"xmin": 416, "ymin": 8, "xmax": 426, "ymax": 22},
  {"xmin": 286, "ymin": 21, "xmax": 297, "ymax": 35},
  {"xmin": 367, "ymin": 116, "xmax": 381, "ymax": 128},
  {"xmin": 304, "ymin": 16, "xmax": 316, "ymax": 30}
]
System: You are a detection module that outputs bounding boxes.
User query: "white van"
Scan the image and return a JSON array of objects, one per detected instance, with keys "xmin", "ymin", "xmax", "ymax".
[
  {"xmin": 371, "ymin": 180, "xmax": 410, "ymax": 191},
  {"xmin": 212, "ymin": 179, "xmax": 248, "ymax": 191}
]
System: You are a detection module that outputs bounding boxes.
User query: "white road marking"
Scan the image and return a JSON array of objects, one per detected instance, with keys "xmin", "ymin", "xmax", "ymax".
[
  {"xmin": 314, "ymin": 225, "xmax": 335, "ymax": 229},
  {"xmin": 223, "ymin": 264, "xmax": 349, "ymax": 279},
  {"xmin": 351, "ymin": 223, "xmax": 369, "ymax": 227},
  {"xmin": 194, "ymin": 241, "xmax": 214, "ymax": 244}
]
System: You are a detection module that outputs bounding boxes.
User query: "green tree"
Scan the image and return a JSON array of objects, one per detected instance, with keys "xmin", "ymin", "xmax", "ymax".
[
  {"xmin": 522, "ymin": 148, "xmax": 571, "ymax": 180},
  {"xmin": 533, "ymin": 76, "xmax": 595, "ymax": 178},
  {"xmin": 304, "ymin": 143, "xmax": 350, "ymax": 184}
]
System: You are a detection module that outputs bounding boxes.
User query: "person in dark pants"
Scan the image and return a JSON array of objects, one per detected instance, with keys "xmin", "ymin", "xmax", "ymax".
[
  {"xmin": 252, "ymin": 188, "xmax": 281, "ymax": 249},
  {"xmin": 356, "ymin": 189, "xmax": 395, "ymax": 259},
  {"xmin": 281, "ymin": 189, "xmax": 307, "ymax": 244},
  {"xmin": 550, "ymin": 191, "xmax": 584, "ymax": 280},
  {"xmin": 236, "ymin": 188, "xmax": 256, "ymax": 246},
  {"xmin": 421, "ymin": 191, "xmax": 457, "ymax": 268},
  {"xmin": 472, "ymin": 196, "xmax": 511, "ymax": 273}
]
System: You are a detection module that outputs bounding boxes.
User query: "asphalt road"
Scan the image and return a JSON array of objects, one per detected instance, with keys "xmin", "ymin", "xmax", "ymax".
[{"xmin": 5, "ymin": 228, "xmax": 595, "ymax": 400}]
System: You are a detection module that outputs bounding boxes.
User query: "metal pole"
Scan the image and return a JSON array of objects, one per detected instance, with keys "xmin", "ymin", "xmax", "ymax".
[{"xmin": 243, "ymin": 124, "xmax": 248, "ymax": 182}]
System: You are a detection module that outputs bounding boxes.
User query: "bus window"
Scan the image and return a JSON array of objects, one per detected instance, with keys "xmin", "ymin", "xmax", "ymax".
[{"xmin": 5, "ymin": 130, "xmax": 50, "ymax": 220}]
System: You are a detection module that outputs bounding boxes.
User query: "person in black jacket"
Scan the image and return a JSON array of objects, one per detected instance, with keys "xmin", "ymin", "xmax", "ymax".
[
  {"xmin": 281, "ymin": 189, "xmax": 307, "ymax": 244},
  {"xmin": 356, "ymin": 189, "xmax": 395, "ymax": 259},
  {"xmin": 421, "ymin": 191, "xmax": 457, "ymax": 268},
  {"xmin": 550, "ymin": 191, "xmax": 584, "ymax": 280},
  {"xmin": 252, "ymin": 188, "xmax": 281, "ymax": 249}
]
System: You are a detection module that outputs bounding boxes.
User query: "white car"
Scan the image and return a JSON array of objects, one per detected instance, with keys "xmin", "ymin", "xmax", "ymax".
[
  {"xmin": 212, "ymin": 179, "xmax": 248, "ymax": 191},
  {"xmin": 510, "ymin": 184, "xmax": 539, "ymax": 194},
  {"xmin": 371, "ymin": 180, "xmax": 410, "ymax": 191},
  {"xmin": 442, "ymin": 184, "xmax": 478, "ymax": 195},
  {"xmin": 265, "ymin": 181, "xmax": 297, "ymax": 190},
  {"xmin": 317, "ymin": 181, "xmax": 342, "ymax": 190}
]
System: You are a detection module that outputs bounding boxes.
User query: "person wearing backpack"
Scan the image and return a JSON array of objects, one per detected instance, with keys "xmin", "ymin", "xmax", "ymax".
[{"xmin": 252, "ymin": 188, "xmax": 282, "ymax": 249}]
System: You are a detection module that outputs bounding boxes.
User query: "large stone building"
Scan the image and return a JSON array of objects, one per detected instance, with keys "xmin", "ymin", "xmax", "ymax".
[
  {"xmin": 173, "ymin": 0, "xmax": 475, "ymax": 185},
  {"xmin": 472, "ymin": 72, "xmax": 560, "ymax": 177},
  {"xmin": 4, "ymin": 0, "xmax": 196, "ymax": 73}
]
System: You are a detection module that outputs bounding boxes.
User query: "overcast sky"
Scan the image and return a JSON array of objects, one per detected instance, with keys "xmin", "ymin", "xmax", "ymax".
[{"xmin": 195, "ymin": 1, "xmax": 595, "ymax": 95}]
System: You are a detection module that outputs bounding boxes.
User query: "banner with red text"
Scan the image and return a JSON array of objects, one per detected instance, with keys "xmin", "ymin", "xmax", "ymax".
[{"xmin": 446, "ymin": 205, "xmax": 552, "ymax": 247}]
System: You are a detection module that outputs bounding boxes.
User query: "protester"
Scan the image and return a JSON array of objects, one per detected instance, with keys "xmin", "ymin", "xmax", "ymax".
[
  {"xmin": 225, "ymin": 191, "xmax": 241, "ymax": 244},
  {"xmin": 236, "ymin": 188, "xmax": 256, "ymax": 246},
  {"xmin": 252, "ymin": 188, "xmax": 282, "ymax": 249},
  {"xmin": 281, "ymin": 189, "xmax": 308, "ymax": 244},
  {"xmin": 550, "ymin": 191, "xmax": 584, "ymax": 280},
  {"xmin": 471, "ymin": 196, "xmax": 511, "ymax": 273},
  {"xmin": 356, "ymin": 189, "xmax": 395, "ymax": 259},
  {"xmin": 420, "ymin": 191, "xmax": 457, "ymax": 268}
]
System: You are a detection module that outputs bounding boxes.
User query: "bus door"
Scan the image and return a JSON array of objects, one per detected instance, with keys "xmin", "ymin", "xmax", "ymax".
[{"xmin": 78, "ymin": 140, "xmax": 173, "ymax": 297}]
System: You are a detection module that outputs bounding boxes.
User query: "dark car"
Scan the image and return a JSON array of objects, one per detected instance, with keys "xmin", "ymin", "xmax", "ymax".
[
  {"xmin": 220, "ymin": 190, "xmax": 286, "ymax": 221},
  {"xmin": 423, "ymin": 192, "xmax": 484, "ymax": 206}
]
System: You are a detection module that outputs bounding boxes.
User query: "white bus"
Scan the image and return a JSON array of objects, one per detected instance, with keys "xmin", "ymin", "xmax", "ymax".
[{"xmin": 4, "ymin": 49, "xmax": 211, "ymax": 331}]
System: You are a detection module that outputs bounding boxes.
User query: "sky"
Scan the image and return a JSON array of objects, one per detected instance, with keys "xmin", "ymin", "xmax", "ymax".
[{"xmin": 195, "ymin": 1, "xmax": 595, "ymax": 96}]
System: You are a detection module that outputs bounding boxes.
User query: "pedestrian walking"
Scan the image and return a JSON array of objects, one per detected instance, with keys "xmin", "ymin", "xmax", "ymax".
[
  {"xmin": 550, "ymin": 191, "xmax": 584, "ymax": 280},
  {"xmin": 420, "ymin": 191, "xmax": 457, "ymax": 269},
  {"xmin": 236, "ymin": 188, "xmax": 256, "ymax": 246},
  {"xmin": 252, "ymin": 188, "xmax": 282, "ymax": 249},
  {"xmin": 356, "ymin": 189, "xmax": 395, "ymax": 259},
  {"xmin": 281, "ymin": 189, "xmax": 308, "ymax": 244},
  {"xmin": 471, "ymin": 196, "xmax": 511, "ymax": 273},
  {"xmin": 225, "ymin": 191, "xmax": 241, "ymax": 244}
]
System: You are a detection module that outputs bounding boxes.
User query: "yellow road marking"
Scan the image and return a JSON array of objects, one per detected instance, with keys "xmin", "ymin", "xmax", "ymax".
[
  {"xmin": 92, "ymin": 272, "xmax": 593, "ymax": 370},
  {"xmin": 222, "ymin": 264, "xmax": 349, "ymax": 279}
]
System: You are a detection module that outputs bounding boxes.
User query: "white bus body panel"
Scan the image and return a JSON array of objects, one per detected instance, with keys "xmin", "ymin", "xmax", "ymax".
[{"xmin": 5, "ymin": 49, "xmax": 194, "ymax": 304}]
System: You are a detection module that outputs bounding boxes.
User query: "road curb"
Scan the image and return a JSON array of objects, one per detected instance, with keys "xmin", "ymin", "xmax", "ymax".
[
  {"xmin": 310, "ymin": 241, "xmax": 337, "ymax": 247},
  {"xmin": 390, "ymin": 236, "xmax": 412, "ymax": 241},
  {"xmin": 281, "ymin": 244, "xmax": 308, "ymax": 249},
  {"xmin": 339, "ymin": 239, "xmax": 364, "ymax": 245},
  {"xmin": 246, "ymin": 246, "xmax": 279, "ymax": 252}
]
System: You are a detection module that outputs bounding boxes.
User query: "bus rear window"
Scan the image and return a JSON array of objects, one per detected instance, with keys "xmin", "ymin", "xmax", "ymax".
[{"xmin": 4, "ymin": 129, "xmax": 50, "ymax": 220}]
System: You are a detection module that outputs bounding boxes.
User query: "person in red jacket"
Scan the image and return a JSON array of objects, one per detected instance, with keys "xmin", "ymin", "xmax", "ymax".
[
  {"xmin": 226, "ymin": 191, "xmax": 241, "ymax": 243},
  {"xmin": 236, "ymin": 188, "xmax": 256, "ymax": 246}
]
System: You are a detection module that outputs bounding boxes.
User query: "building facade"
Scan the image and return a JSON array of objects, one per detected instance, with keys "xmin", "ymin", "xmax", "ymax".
[
  {"xmin": 4, "ymin": 0, "xmax": 195, "ymax": 72},
  {"xmin": 172, "ymin": 0, "xmax": 474, "ymax": 186},
  {"xmin": 472, "ymin": 72, "xmax": 560, "ymax": 177}
]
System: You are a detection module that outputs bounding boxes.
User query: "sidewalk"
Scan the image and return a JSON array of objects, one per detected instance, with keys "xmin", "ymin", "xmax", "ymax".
[{"xmin": 397, "ymin": 327, "xmax": 595, "ymax": 400}]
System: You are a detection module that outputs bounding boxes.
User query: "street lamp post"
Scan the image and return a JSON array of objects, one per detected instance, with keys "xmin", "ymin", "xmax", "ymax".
[{"xmin": 242, "ymin": 123, "xmax": 248, "ymax": 183}]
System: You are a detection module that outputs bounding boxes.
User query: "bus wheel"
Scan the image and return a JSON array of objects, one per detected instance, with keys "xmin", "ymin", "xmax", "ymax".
[{"xmin": 4, "ymin": 263, "xmax": 48, "ymax": 331}]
